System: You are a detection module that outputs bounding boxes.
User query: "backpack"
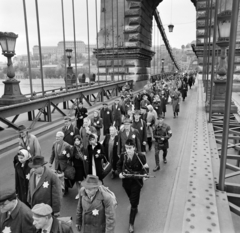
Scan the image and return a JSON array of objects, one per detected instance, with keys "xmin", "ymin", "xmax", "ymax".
[{"xmin": 98, "ymin": 185, "xmax": 118, "ymax": 209}]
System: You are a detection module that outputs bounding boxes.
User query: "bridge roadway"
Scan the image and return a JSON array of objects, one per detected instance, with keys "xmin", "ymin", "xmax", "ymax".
[{"xmin": 0, "ymin": 80, "xmax": 235, "ymax": 233}]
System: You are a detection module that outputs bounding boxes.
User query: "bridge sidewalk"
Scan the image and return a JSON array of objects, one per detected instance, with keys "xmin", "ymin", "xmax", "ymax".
[{"xmin": 163, "ymin": 79, "xmax": 235, "ymax": 233}]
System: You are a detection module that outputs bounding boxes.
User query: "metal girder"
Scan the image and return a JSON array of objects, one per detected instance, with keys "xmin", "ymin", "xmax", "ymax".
[
  {"xmin": 50, "ymin": 102, "xmax": 66, "ymax": 117},
  {"xmin": 0, "ymin": 81, "xmax": 127, "ymax": 118},
  {"xmin": 226, "ymin": 163, "xmax": 240, "ymax": 171},
  {"xmin": 0, "ymin": 117, "xmax": 19, "ymax": 130},
  {"xmin": 229, "ymin": 203, "xmax": 240, "ymax": 215},
  {"xmin": 225, "ymin": 171, "xmax": 240, "ymax": 179}
]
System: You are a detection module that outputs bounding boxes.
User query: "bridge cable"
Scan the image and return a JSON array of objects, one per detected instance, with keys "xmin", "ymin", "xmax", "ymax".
[
  {"xmin": 111, "ymin": 0, "xmax": 115, "ymax": 81},
  {"xmin": 86, "ymin": 0, "xmax": 91, "ymax": 82},
  {"xmin": 116, "ymin": 0, "xmax": 120, "ymax": 81},
  {"xmin": 104, "ymin": 0, "xmax": 107, "ymax": 82},
  {"xmin": 95, "ymin": 0, "xmax": 100, "ymax": 85}
]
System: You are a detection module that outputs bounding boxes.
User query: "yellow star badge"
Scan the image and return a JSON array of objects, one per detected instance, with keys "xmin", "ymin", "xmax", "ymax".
[
  {"xmin": 92, "ymin": 209, "xmax": 99, "ymax": 216},
  {"xmin": 43, "ymin": 181, "xmax": 49, "ymax": 188},
  {"xmin": 26, "ymin": 174, "xmax": 30, "ymax": 180},
  {"xmin": 2, "ymin": 226, "xmax": 11, "ymax": 233}
]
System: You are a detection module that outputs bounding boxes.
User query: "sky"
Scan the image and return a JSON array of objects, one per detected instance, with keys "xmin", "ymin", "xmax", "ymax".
[{"xmin": 0, "ymin": 0, "xmax": 196, "ymax": 62}]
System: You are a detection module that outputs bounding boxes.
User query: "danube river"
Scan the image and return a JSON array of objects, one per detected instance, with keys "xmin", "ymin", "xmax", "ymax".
[{"xmin": 0, "ymin": 78, "xmax": 91, "ymax": 96}]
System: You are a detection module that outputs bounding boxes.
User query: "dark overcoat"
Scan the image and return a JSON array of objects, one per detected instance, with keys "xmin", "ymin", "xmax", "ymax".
[
  {"xmin": 100, "ymin": 108, "xmax": 113, "ymax": 135},
  {"xmin": 62, "ymin": 124, "xmax": 79, "ymax": 146},
  {"xmin": 35, "ymin": 217, "xmax": 73, "ymax": 233},
  {"xmin": 49, "ymin": 141, "xmax": 72, "ymax": 171},
  {"xmin": 87, "ymin": 142, "xmax": 105, "ymax": 180},
  {"xmin": 102, "ymin": 134, "xmax": 119, "ymax": 171},
  {"xmin": 117, "ymin": 128, "xmax": 141, "ymax": 155},
  {"xmin": 131, "ymin": 119, "xmax": 147, "ymax": 145},
  {"xmin": 75, "ymin": 107, "xmax": 88, "ymax": 129},
  {"xmin": 91, "ymin": 116, "xmax": 103, "ymax": 136},
  {"xmin": 14, "ymin": 159, "xmax": 31, "ymax": 205},
  {"xmin": 0, "ymin": 200, "xmax": 35, "ymax": 233},
  {"xmin": 27, "ymin": 166, "xmax": 62, "ymax": 213},
  {"xmin": 112, "ymin": 104, "xmax": 124, "ymax": 128}
]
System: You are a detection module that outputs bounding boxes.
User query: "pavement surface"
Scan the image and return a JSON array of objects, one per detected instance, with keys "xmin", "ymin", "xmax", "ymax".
[{"xmin": 0, "ymin": 82, "xmax": 198, "ymax": 233}]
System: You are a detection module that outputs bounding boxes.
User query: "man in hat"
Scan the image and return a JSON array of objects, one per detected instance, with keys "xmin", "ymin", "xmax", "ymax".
[
  {"xmin": 153, "ymin": 117, "xmax": 172, "ymax": 171},
  {"xmin": 49, "ymin": 131, "xmax": 72, "ymax": 195},
  {"xmin": 112, "ymin": 98, "xmax": 125, "ymax": 130},
  {"xmin": 100, "ymin": 102, "xmax": 113, "ymax": 135},
  {"xmin": 18, "ymin": 124, "xmax": 41, "ymax": 158},
  {"xmin": 32, "ymin": 203, "xmax": 73, "ymax": 233},
  {"xmin": 75, "ymin": 101, "xmax": 88, "ymax": 130},
  {"xmin": 132, "ymin": 110, "xmax": 147, "ymax": 153},
  {"xmin": 118, "ymin": 118, "xmax": 141, "ymax": 156},
  {"xmin": 27, "ymin": 156, "xmax": 62, "ymax": 216},
  {"xmin": 0, "ymin": 189, "xmax": 35, "ymax": 233},
  {"xmin": 62, "ymin": 116, "xmax": 79, "ymax": 146},
  {"xmin": 117, "ymin": 139, "xmax": 149, "ymax": 233},
  {"xmin": 140, "ymin": 95, "xmax": 150, "ymax": 108},
  {"xmin": 76, "ymin": 175, "xmax": 116, "ymax": 233}
]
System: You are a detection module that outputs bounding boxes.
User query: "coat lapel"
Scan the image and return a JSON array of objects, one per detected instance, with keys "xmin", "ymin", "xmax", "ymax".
[{"xmin": 32, "ymin": 168, "xmax": 47, "ymax": 196}]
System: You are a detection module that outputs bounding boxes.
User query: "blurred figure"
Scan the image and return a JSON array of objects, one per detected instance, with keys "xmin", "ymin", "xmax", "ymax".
[
  {"xmin": 91, "ymin": 110, "xmax": 103, "ymax": 141},
  {"xmin": 100, "ymin": 102, "xmax": 113, "ymax": 135},
  {"xmin": 170, "ymin": 87, "xmax": 181, "ymax": 118},
  {"xmin": 0, "ymin": 189, "xmax": 35, "ymax": 233},
  {"xmin": 75, "ymin": 101, "xmax": 88, "ymax": 130},
  {"xmin": 62, "ymin": 116, "xmax": 79, "ymax": 146},
  {"xmin": 112, "ymin": 98, "xmax": 124, "ymax": 130}
]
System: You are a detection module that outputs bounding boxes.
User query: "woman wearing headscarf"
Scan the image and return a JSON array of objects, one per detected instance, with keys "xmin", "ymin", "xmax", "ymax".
[
  {"xmin": 102, "ymin": 126, "xmax": 119, "ymax": 179},
  {"xmin": 14, "ymin": 149, "xmax": 32, "ymax": 206},
  {"xmin": 91, "ymin": 110, "xmax": 103, "ymax": 142},
  {"xmin": 72, "ymin": 135, "xmax": 89, "ymax": 199},
  {"xmin": 170, "ymin": 86, "xmax": 181, "ymax": 118}
]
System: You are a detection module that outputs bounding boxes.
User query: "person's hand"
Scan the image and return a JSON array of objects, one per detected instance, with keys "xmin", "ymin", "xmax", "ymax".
[
  {"xmin": 143, "ymin": 141, "xmax": 146, "ymax": 145},
  {"xmin": 76, "ymin": 225, "xmax": 81, "ymax": 232},
  {"xmin": 80, "ymin": 116, "xmax": 83, "ymax": 119},
  {"xmin": 161, "ymin": 138, "xmax": 164, "ymax": 140},
  {"xmin": 95, "ymin": 154, "xmax": 99, "ymax": 158},
  {"xmin": 147, "ymin": 122, "xmax": 151, "ymax": 126},
  {"xmin": 53, "ymin": 212, "xmax": 60, "ymax": 217},
  {"xmin": 84, "ymin": 155, "xmax": 87, "ymax": 160},
  {"xmin": 119, "ymin": 173, "xmax": 125, "ymax": 179}
]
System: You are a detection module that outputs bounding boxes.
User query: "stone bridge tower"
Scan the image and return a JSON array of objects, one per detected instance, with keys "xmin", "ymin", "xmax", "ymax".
[{"xmin": 95, "ymin": 0, "xmax": 196, "ymax": 88}]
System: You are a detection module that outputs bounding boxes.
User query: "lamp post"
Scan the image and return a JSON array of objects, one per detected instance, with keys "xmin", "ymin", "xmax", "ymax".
[
  {"xmin": 168, "ymin": 24, "xmax": 174, "ymax": 33},
  {"xmin": 0, "ymin": 32, "xmax": 28, "ymax": 105},
  {"xmin": 161, "ymin": 58, "xmax": 165, "ymax": 73},
  {"xmin": 65, "ymin": 49, "xmax": 76, "ymax": 87}
]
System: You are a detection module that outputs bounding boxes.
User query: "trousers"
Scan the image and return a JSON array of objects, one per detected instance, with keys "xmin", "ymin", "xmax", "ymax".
[{"xmin": 155, "ymin": 148, "xmax": 168, "ymax": 166}]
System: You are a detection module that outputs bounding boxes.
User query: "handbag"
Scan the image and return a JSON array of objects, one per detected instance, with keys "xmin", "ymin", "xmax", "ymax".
[
  {"xmin": 64, "ymin": 163, "xmax": 76, "ymax": 180},
  {"xmin": 176, "ymin": 103, "xmax": 180, "ymax": 113},
  {"xmin": 101, "ymin": 156, "xmax": 112, "ymax": 179}
]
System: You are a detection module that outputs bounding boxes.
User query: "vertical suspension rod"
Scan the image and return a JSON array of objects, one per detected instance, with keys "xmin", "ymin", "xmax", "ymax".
[
  {"xmin": 95, "ymin": 0, "xmax": 100, "ymax": 85},
  {"xmin": 86, "ymin": 0, "xmax": 91, "ymax": 82}
]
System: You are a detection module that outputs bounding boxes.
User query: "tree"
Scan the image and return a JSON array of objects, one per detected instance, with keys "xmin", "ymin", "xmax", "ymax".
[{"xmin": 44, "ymin": 68, "xmax": 56, "ymax": 78}]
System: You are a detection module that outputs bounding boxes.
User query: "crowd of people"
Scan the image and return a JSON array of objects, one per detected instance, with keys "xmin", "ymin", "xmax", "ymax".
[{"xmin": 0, "ymin": 72, "xmax": 196, "ymax": 233}]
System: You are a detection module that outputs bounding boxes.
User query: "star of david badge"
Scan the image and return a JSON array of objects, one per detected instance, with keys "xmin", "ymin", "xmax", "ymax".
[
  {"xmin": 70, "ymin": 132, "xmax": 74, "ymax": 136},
  {"xmin": 92, "ymin": 209, "xmax": 99, "ymax": 216},
  {"xmin": 107, "ymin": 112, "xmax": 109, "ymax": 114},
  {"xmin": 2, "ymin": 226, "xmax": 11, "ymax": 233},
  {"xmin": 43, "ymin": 181, "xmax": 49, "ymax": 188},
  {"xmin": 27, "ymin": 146, "xmax": 30, "ymax": 150},
  {"xmin": 132, "ymin": 134, "xmax": 135, "ymax": 138},
  {"xmin": 26, "ymin": 174, "xmax": 30, "ymax": 180}
]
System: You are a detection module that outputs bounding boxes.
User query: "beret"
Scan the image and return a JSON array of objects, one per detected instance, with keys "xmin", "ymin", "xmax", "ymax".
[
  {"xmin": 32, "ymin": 203, "xmax": 53, "ymax": 217},
  {"xmin": 18, "ymin": 125, "xmax": 27, "ymax": 132},
  {"xmin": 0, "ymin": 189, "xmax": 16, "ymax": 204},
  {"xmin": 64, "ymin": 116, "xmax": 71, "ymax": 121}
]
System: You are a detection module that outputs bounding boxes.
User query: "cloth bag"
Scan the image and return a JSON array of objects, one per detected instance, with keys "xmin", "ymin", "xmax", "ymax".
[
  {"xmin": 64, "ymin": 162, "xmax": 76, "ymax": 180},
  {"xmin": 102, "ymin": 156, "xmax": 112, "ymax": 179}
]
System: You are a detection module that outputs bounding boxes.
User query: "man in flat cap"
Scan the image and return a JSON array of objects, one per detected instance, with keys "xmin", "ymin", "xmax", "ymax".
[
  {"xmin": 117, "ymin": 118, "xmax": 141, "ymax": 157},
  {"xmin": 32, "ymin": 203, "xmax": 73, "ymax": 233},
  {"xmin": 117, "ymin": 139, "xmax": 149, "ymax": 233},
  {"xmin": 75, "ymin": 101, "xmax": 88, "ymax": 130},
  {"xmin": 27, "ymin": 156, "xmax": 62, "ymax": 217},
  {"xmin": 62, "ymin": 116, "xmax": 79, "ymax": 146},
  {"xmin": 17, "ymin": 124, "xmax": 41, "ymax": 158},
  {"xmin": 100, "ymin": 102, "xmax": 113, "ymax": 135},
  {"xmin": 0, "ymin": 189, "xmax": 35, "ymax": 233}
]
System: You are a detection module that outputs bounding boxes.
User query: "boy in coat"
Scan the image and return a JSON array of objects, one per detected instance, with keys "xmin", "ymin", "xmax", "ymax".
[
  {"xmin": 100, "ymin": 102, "xmax": 113, "ymax": 135},
  {"xmin": 112, "ymin": 98, "xmax": 125, "ymax": 130},
  {"xmin": 0, "ymin": 189, "xmax": 35, "ymax": 233},
  {"xmin": 27, "ymin": 156, "xmax": 62, "ymax": 216},
  {"xmin": 75, "ymin": 101, "xmax": 88, "ymax": 130}
]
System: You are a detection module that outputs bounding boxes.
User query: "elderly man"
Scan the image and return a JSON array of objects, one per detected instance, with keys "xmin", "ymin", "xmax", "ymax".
[
  {"xmin": 27, "ymin": 156, "xmax": 62, "ymax": 216},
  {"xmin": 32, "ymin": 203, "xmax": 73, "ymax": 233},
  {"xmin": 0, "ymin": 189, "xmax": 35, "ymax": 233},
  {"xmin": 118, "ymin": 118, "xmax": 141, "ymax": 156},
  {"xmin": 18, "ymin": 125, "xmax": 41, "ymax": 158},
  {"xmin": 62, "ymin": 116, "xmax": 79, "ymax": 146},
  {"xmin": 49, "ymin": 131, "xmax": 72, "ymax": 195}
]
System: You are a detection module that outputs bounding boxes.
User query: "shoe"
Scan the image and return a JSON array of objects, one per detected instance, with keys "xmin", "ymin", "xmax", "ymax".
[
  {"xmin": 163, "ymin": 158, "xmax": 167, "ymax": 164},
  {"xmin": 129, "ymin": 224, "xmax": 134, "ymax": 233},
  {"xmin": 75, "ymin": 194, "xmax": 79, "ymax": 200},
  {"xmin": 111, "ymin": 171, "xmax": 115, "ymax": 179},
  {"xmin": 153, "ymin": 166, "xmax": 160, "ymax": 172}
]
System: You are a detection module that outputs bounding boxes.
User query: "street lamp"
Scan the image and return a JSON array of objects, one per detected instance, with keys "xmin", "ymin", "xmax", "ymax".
[
  {"xmin": 216, "ymin": 10, "xmax": 231, "ymax": 79},
  {"xmin": 161, "ymin": 59, "xmax": 165, "ymax": 73},
  {"xmin": 168, "ymin": 24, "xmax": 174, "ymax": 33},
  {"xmin": 65, "ymin": 48, "xmax": 76, "ymax": 87},
  {"xmin": 0, "ymin": 32, "xmax": 28, "ymax": 105},
  {"xmin": 65, "ymin": 49, "xmax": 73, "ymax": 67}
]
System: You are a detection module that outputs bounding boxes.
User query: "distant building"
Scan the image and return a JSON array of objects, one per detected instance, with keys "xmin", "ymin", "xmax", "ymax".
[
  {"xmin": 57, "ymin": 41, "xmax": 86, "ymax": 58},
  {"xmin": 33, "ymin": 46, "xmax": 57, "ymax": 57}
]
